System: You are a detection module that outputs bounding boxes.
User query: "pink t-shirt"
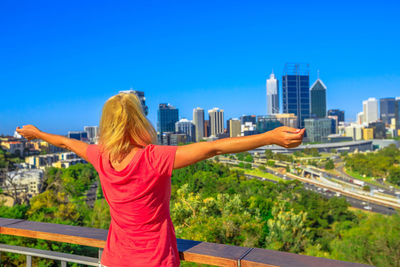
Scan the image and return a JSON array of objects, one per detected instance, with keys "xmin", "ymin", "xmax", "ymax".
[{"xmin": 86, "ymin": 144, "xmax": 180, "ymax": 267}]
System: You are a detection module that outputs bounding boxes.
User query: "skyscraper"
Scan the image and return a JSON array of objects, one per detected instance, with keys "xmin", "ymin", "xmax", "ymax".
[
  {"xmin": 266, "ymin": 71, "xmax": 279, "ymax": 114},
  {"xmin": 282, "ymin": 63, "xmax": 310, "ymax": 128},
  {"xmin": 362, "ymin": 98, "xmax": 378, "ymax": 124},
  {"xmin": 157, "ymin": 103, "xmax": 179, "ymax": 135},
  {"xmin": 175, "ymin": 119, "xmax": 195, "ymax": 142},
  {"xmin": 208, "ymin": 108, "xmax": 224, "ymax": 137},
  {"xmin": 67, "ymin": 131, "xmax": 88, "ymax": 141},
  {"xmin": 395, "ymin": 97, "xmax": 400, "ymax": 130},
  {"xmin": 304, "ymin": 118, "xmax": 332, "ymax": 142},
  {"xmin": 193, "ymin": 107, "xmax": 205, "ymax": 142},
  {"xmin": 380, "ymin": 97, "xmax": 396, "ymax": 125},
  {"xmin": 256, "ymin": 116, "xmax": 283, "ymax": 133},
  {"xmin": 327, "ymin": 109, "xmax": 345, "ymax": 122},
  {"xmin": 310, "ymin": 78, "xmax": 327, "ymax": 118},
  {"xmin": 119, "ymin": 89, "xmax": 149, "ymax": 116},
  {"xmin": 84, "ymin": 126, "xmax": 99, "ymax": 143},
  {"xmin": 273, "ymin": 113, "xmax": 298, "ymax": 128},
  {"xmin": 228, "ymin": 119, "xmax": 241, "ymax": 137},
  {"xmin": 240, "ymin": 115, "xmax": 256, "ymax": 125}
]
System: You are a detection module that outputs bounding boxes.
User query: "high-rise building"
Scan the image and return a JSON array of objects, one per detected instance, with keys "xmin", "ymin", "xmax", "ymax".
[
  {"xmin": 67, "ymin": 131, "xmax": 88, "ymax": 141},
  {"xmin": 175, "ymin": 119, "xmax": 195, "ymax": 142},
  {"xmin": 368, "ymin": 121, "xmax": 386, "ymax": 139},
  {"xmin": 208, "ymin": 108, "xmax": 224, "ymax": 137},
  {"xmin": 266, "ymin": 71, "xmax": 279, "ymax": 114},
  {"xmin": 304, "ymin": 118, "xmax": 331, "ymax": 142},
  {"xmin": 395, "ymin": 97, "xmax": 400, "ymax": 130},
  {"xmin": 228, "ymin": 119, "xmax": 241, "ymax": 137},
  {"xmin": 240, "ymin": 115, "xmax": 257, "ymax": 125},
  {"xmin": 256, "ymin": 116, "xmax": 283, "ymax": 133},
  {"xmin": 310, "ymin": 78, "xmax": 327, "ymax": 118},
  {"xmin": 380, "ymin": 97, "xmax": 396, "ymax": 125},
  {"xmin": 345, "ymin": 124, "xmax": 363, "ymax": 141},
  {"xmin": 362, "ymin": 98, "xmax": 378, "ymax": 124},
  {"xmin": 327, "ymin": 109, "xmax": 345, "ymax": 122},
  {"xmin": 119, "ymin": 89, "xmax": 149, "ymax": 115},
  {"xmin": 193, "ymin": 107, "xmax": 205, "ymax": 142},
  {"xmin": 84, "ymin": 126, "xmax": 99, "ymax": 143},
  {"xmin": 204, "ymin": 120, "xmax": 210, "ymax": 137},
  {"xmin": 241, "ymin": 122, "xmax": 257, "ymax": 136},
  {"xmin": 157, "ymin": 103, "xmax": 179, "ymax": 135},
  {"xmin": 160, "ymin": 132, "xmax": 187, "ymax": 145},
  {"xmin": 327, "ymin": 116, "xmax": 339, "ymax": 134},
  {"xmin": 282, "ymin": 63, "xmax": 310, "ymax": 128},
  {"xmin": 273, "ymin": 113, "xmax": 298, "ymax": 128}
]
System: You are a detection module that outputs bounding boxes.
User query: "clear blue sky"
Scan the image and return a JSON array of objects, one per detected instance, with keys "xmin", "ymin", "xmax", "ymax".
[{"xmin": 1, "ymin": 0, "xmax": 400, "ymax": 135}]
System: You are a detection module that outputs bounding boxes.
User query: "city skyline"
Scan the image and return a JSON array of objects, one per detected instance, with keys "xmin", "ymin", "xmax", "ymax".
[{"xmin": 1, "ymin": 1, "xmax": 400, "ymax": 135}]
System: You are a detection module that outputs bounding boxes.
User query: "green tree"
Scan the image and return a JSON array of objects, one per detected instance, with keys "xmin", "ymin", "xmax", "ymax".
[
  {"xmin": 265, "ymin": 202, "xmax": 310, "ymax": 253},
  {"xmin": 325, "ymin": 159, "xmax": 334, "ymax": 170},
  {"xmin": 331, "ymin": 213, "xmax": 400, "ymax": 267},
  {"xmin": 264, "ymin": 150, "xmax": 274, "ymax": 160},
  {"xmin": 362, "ymin": 185, "xmax": 371, "ymax": 192},
  {"xmin": 244, "ymin": 154, "xmax": 254, "ymax": 162}
]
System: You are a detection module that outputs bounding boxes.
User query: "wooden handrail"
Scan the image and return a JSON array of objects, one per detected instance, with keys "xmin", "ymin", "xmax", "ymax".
[{"xmin": 0, "ymin": 218, "xmax": 372, "ymax": 267}]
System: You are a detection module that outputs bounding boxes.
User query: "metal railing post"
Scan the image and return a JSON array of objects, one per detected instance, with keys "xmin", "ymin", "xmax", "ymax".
[
  {"xmin": 99, "ymin": 248, "xmax": 103, "ymax": 265},
  {"xmin": 26, "ymin": 255, "xmax": 32, "ymax": 267}
]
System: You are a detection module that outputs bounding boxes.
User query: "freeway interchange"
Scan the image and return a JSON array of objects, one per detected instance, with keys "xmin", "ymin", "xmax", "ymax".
[{"xmin": 217, "ymin": 157, "xmax": 399, "ymax": 216}]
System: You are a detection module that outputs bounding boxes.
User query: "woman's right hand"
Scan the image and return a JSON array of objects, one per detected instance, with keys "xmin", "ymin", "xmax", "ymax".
[
  {"xmin": 16, "ymin": 125, "xmax": 41, "ymax": 140},
  {"xmin": 267, "ymin": 126, "xmax": 305, "ymax": 148}
]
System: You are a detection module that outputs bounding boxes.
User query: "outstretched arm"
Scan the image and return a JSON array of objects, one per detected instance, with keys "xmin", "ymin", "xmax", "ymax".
[
  {"xmin": 174, "ymin": 126, "xmax": 305, "ymax": 169},
  {"xmin": 16, "ymin": 125, "xmax": 89, "ymax": 161}
]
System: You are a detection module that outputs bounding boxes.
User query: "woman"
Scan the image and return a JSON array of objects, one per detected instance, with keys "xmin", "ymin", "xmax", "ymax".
[{"xmin": 16, "ymin": 92, "xmax": 305, "ymax": 267}]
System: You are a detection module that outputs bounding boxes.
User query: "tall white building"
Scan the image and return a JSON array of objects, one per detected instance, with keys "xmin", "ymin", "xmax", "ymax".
[
  {"xmin": 84, "ymin": 126, "xmax": 99, "ymax": 142},
  {"xmin": 266, "ymin": 71, "xmax": 279, "ymax": 114},
  {"xmin": 193, "ymin": 107, "xmax": 205, "ymax": 142},
  {"xmin": 362, "ymin": 98, "xmax": 379, "ymax": 124},
  {"xmin": 208, "ymin": 108, "xmax": 224, "ymax": 137},
  {"xmin": 175, "ymin": 118, "xmax": 195, "ymax": 142}
]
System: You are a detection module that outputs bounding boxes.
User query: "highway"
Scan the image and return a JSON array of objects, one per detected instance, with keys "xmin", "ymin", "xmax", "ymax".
[
  {"xmin": 219, "ymin": 158, "xmax": 399, "ymax": 215},
  {"xmin": 243, "ymin": 173, "xmax": 397, "ymax": 215}
]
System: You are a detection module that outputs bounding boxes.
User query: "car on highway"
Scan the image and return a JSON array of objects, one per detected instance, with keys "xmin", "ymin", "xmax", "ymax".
[{"xmin": 363, "ymin": 206, "xmax": 372, "ymax": 211}]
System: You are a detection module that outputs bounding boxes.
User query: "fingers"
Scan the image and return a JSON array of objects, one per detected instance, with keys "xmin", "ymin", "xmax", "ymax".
[
  {"xmin": 282, "ymin": 126, "xmax": 299, "ymax": 133},
  {"xmin": 285, "ymin": 129, "xmax": 305, "ymax": 140}
]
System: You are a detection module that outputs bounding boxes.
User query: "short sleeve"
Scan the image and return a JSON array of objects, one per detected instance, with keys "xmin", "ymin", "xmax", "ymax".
[
  {"xmin": 147, "ymin": 144, "xmax": 178, "ymax": 177},
  {"xmin": 86, "ymin": 144, "xmax": 100, "ymax": 168}
]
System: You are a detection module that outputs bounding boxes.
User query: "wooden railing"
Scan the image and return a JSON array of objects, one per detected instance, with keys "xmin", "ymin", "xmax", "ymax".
[{"xmin": 0, "ymin": 218, "xmax": 372, "ymax": 267}]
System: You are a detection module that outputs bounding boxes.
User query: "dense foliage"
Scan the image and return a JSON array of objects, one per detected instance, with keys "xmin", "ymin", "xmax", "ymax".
[
  {"xmin": 344, "ymin": 144, "xmax": 400, "ymax": 185},
  {"xmin": 0, "ymin": 158, "xmax": 398, "ymax": 267}
]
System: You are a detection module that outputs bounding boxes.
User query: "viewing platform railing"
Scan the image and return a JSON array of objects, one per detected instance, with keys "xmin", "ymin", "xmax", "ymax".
[{"xmin": 0, "ymin": 217, "xmax": 372, "ymax": 267}]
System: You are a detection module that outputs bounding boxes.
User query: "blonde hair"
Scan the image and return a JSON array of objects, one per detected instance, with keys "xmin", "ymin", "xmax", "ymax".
[{"xmin": 99, "ymin": 93, "xmax": 157, "ymax": 161}]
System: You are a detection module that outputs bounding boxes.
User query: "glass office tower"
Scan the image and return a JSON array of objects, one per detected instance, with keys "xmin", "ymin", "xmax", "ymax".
[
  {"xmin": 157, "ymin": 103, "xmax": 179, "ymax": 135},
  {"xmin": 282, "ymin": 63, "xmax": 310, "ymax": 128},
  {"xmin": 380, "ymin": 97, "xmax": 396, "ymax": 125},
  {"xmin": 119, "ymin": 90, "xmax": 149, "ymax": 116},
  {"xmin": 310, "ymin": 78, "xmax": 327, "ymax": 118},
  {"xmin": 327, "ymin": 109, "xmax": 345, "ymax": 122}
]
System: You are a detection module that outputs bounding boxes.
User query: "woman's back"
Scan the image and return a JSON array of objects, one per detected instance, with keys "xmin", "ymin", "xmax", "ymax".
[{"xmin": 86, "ymin": 143, "xmax": 179, "ymax": 267}]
